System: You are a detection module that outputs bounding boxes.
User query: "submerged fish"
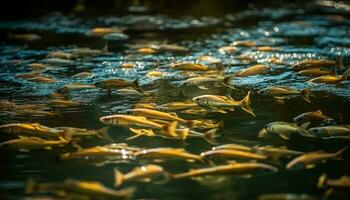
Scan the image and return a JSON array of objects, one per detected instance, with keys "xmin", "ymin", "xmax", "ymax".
[
  {"xmin": 0, "ymin": 123, "xmax": 63, "ymax": 140},
  {"xmin": 318, "ymin": 173, "xmax": 350, "ymax": 190},
  {"xmin": 309, "ymin": 68, "xmax": 350, "ymax": 84},
  {"xmin": 234, "ymin": 64, "xmax": 271, "ymax": 77},
  {"xmin": 87, "ymin": 27, "xmax": 124, "ymax": 36},
  {"xmin": 8, "ymin": 33, "xmax": 41, "ymax": 41},
  {"xmin": 114, "ymin": 164, "xmax": 165, "ymax": 187},
  {"xmin": 95, "ymin": 79, "xmax": 143, "ymax": 93},
  {"xmin": 157, "ymin": 100, "xmax": 197, "ymax": 111},
  {"xmin": 0, "ymin": 136, "xmax": 68, "ymax": 151},
  {"xmin": 293, "ymin": 110, "xmax": 331, "ymax": 124},
  {"xmin": 193, "ymin": 92, "xmax": 255, "ymax": 117},
  {"xmin": 292, "ymin": 59, "xmax": 339, "ymax": 71},
  {"xmin": 308, "ymin": 125, "xmax": 350, "ymax": 139},
  {"xmin": 258, "ymin": 193, "xmax": 320, "ymax": 200},
  {"xmin": 258, "ymin": 87, "xmax": 311, "ymax": 103},
  {"xmin": 286, "ymin": 147, "xmax": 347, "ymax": 169},
  {"xmin": 135, "ymin": 148, "xmax": 203, "ymax": 162},
  {"xmin": 57, "ymin": 83, "xmax": 96, "ymax": 93},
  {"xmin": 55, "ymin": 127, "xmax": 110, "ymax": 140},
  {"xmin": 26, "ymin": 179, "xmax": 134, "ymax": 200},
  {"xmin": 173, "ymin": 162, "xmax": 277, "ymax": 179},
  {"xmin": 182, "ymin": 75, "xmax": 235, "ymax": 90},
  {"xmin": 200, "ymin": 149, "xmax": 267, "ymax": 160},
  {"xmin": 297, "ymin": 68, "xmax": 333, "ymax": 76},
  {"xmin": 162, "ymin": 62, "xmax": 210, "ymax": 71},
  {"xmin": 129, "ymin": 108, "xmax": 190, "ymax": 125},
  {"xmin": 258, "ymin": 122, "xmax": 313, "ymax": 140}
]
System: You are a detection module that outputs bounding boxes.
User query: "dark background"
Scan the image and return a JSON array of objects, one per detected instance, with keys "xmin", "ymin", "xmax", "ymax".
[{"xmin": 0, "ymin": 0, "xmax": 299, "ymax": 20}]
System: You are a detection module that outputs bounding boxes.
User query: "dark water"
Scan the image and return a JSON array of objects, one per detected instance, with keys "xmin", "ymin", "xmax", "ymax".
[{"xmin": 1, "ymin": 0, "xmax": 350, "ymax": 199}]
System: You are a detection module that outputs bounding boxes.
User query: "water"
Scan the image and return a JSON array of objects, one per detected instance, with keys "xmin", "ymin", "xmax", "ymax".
[{"xmin": 0, "ymin": 1, "xmax": 350, "ymax": 199}]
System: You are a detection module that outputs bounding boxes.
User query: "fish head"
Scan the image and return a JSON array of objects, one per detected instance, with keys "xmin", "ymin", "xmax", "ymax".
[
  {"xmin": 99, "ymin": 115, "xmax": 116, "ymax": 125},
  {"xmin": 308, "ymin": 127, "xmax": 326, "ymax": 137},
  {"xmin": 192, "ymin": 96, "xmax": 207, "ymax": 106},
  {"xmin": 258, "ymin": 128, "xmax": 268, "ymax": 138}
]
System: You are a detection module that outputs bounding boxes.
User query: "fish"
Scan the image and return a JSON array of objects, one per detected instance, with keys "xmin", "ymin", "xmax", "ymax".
[
  {"xmin": 292, "ymin": 59, "xmax": 340, "ymax": 71},
  {"xmin": 218, "ymin": 46, "xmax": 237, "ymax": 54},
  {"xmin": 293, "ymin": 110, "xmax": 331, "ymax": 124},
  {"xmin": 192, "ymin": 91, "xmax": 255, "ymax": 117},
  {"xmin": 114, "ymin": 164, "xmax": 165, "ymax": 187},
  {"xmin": 48, "ymin": 51, "xmax": 75, "ymax": 60},
  {"xmin": 258, "ymin": 122, "xmax": 313, "ymax": 140},
  {"xmin": 0, "ymin": 123, "xmax": 64, "ymax": 140},
  {"xmin": 308, "ymin": 125, "xmax": 350, "ymax": 139},
  {"xmin": 182, "ymin": 75, "xmax": 235, "ymax": 90},
  {"xmin": 234, "ymin": 64, "xmax": 271, "ymax": 77},
  {"xmin": 103, "ymin": 32, "xmax": 129, "ymax": 41},
  {"xmin": 87, "ymin": 27, "xmax": 124, "ymax": 36},
  {"xmin": 308, "ymin": 68, "xmax": 350, "ymax": 84},
  {"xmin": 156, "ymin": 127, "xmax": 219, "ymax": 144},
  {"xmin": 256, "ymin": 46, "xmax": 280, "ymax": 52},
  {"xmin": 189, "ymin": 119, "xmax": 223, "ymax": 129},
  {"xmin": 162, "ymin": 62, "xmax": 210, "ymax": 71},
  {"xmin": 99, "ymin": 114, "xmax": 177, "ymax": 137},
  {"xmin": 25, "ymin": 179, "xmax": 135, "ymax": 200},
  {"xmin": 16, "ymin": 72, "xmax": 40, "ymax": 79},
  {"xmin": 212, "ymin": 143, "xmax": 253, "ymax": 152},
  {"xmin": 60, "ymin": 145, "xmax": 136, "ymax": 161},
  {"xmin": 318, "ymin": 173, "xmax": 350, "ymax": 189},
  {"xmin": 72, "ymin": 71, "xmax": 93, "ymax": 79},
  {"xmin": 8, "ymin": 33, "xmax": 41, "ymax": 41},
  {"xmin": 297, "ymin": 68, "xmax": 333, "ymax": 76},
  {"xmin": 120, "ymin": 63, "xmax": 135, "ymax": 68},
  {"xmin": 27, "ymin": 75, "xmax": 57, "ymax": 83},
  {"xmin": 231, "ymin": 40, "xmax": 257, "ymax": 47},
  {"xmin": 67, "ymin": 46, "xmax": 108, "ymax": 57},
  {"xmin": 257, "ymin": 87, "xmax": 311, "ymax": 103},
  {"xmin": 0, "ymin": 136, "xmax": 68, "ymax": 151},
  {"xmin": 258, "ymin": 193, "xmax": 320, "ymax": 200},
  {"xmin": 28, "ymin": 63, "xmax": 51, "ymax": 71},
  {"xmin": 95, "ymin": 79, "xmax": 143, "ymax": 93},
  {"xmin": 49, "ymin": 99, "xmax": 80, "ymax": 107},
  {"xmin": 137, "ymin": 47, "xmax": 157, "ymax": 54},
  {"xmin": 129, "ymin": 108, "xmax": 191, "ymax": 125},
  {"xmin": 286, "ymin": 147, "xmax": 347, "ymax": 169},
  {"xmin": 41, "ymin": 58, "xmax": 74, "ymax": 66},
  {"xmin": 57, "ymin": 83, "xmax": 96, "ymax": 94},
  {"xmin": 157, "ymin": 100, "xmax": 197, "ymax": 111},
  {"xmin": 173, "ymin": 162, "xmax": 278, "ymax": 179},
  {"xmin": 134, "ymin": 148, "xmax": 203, "ymax": 162},
  {"xmin": 157, "ymin": 44, "xmax": 189, "ymax": 53},
  {"xmin": 200, "ymin": 149, "xmax": 267, "ymax": 160},
  {"xmin": 55, "ymin": 127, "xmax": 110, "ymax": 140},
  {"xmin": 253, "ymin": 146, "xmax": 303, "ymax": 159},
  {"xmin": 146, "ymin": 70, "xmax": 165, "ymax": 78}
]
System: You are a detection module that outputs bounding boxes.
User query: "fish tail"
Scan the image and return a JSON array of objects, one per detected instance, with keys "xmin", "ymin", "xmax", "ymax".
[
  {"xmin": 132, "ymin": 79, "xmax": 144, "ymax": 93},
  {"xmin": 300, "ymin": 88, "xmax": 311, "ymax": 103},
  {"xmin": 317, "ymin": 173, "xmax": 328, "ymax": 188},
  {"xmin": 114, "ymin": 168, "xmax": 124, "ymax": 187},
  {"xmin": 102, "ymin": 44, "xmax": 108, "ymax": 53},
  {"xmin": 334, "ymin": 146, "xmax": 348, "ymax": 158},
  {"xmin": 25, "ymin": 179, "xmax": 38, "ymax": 194},
  {"xmin": 202, "ymin": 128, "xmax": 219, "ymax": 145},
  {"xmin": 239, "ymin": 91, "xmax": 256, "ymax": 117},
  {"xmin": 341, "ymin": 68, "xmax": 350, "ymax": 81},
  {"xmin": 163, "ymin": 121, "xmax": 178, "ymax": 137},
  {"xmin": 222, "ymin": 75, "xmax": 236, "ymax": 90},
  {"xmin": 118, "ymin": 186, "xmax": 136, "ymax": 199},
  {"xmin": 97, "ymin": 126, "xmax": 113, "ymax": 141}
]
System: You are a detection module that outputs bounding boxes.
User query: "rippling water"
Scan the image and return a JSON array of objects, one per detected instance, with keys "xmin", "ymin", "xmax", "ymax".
[{"xmin": 0, "ymin": 1, "xmax": 350, "ymax": 199}]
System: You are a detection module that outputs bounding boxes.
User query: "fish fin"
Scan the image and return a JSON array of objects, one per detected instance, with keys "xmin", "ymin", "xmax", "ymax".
[
  {"xmin": 202, "ymin": 128, "xmax": 219, "ymax": 145},
  {"xmin": 274, "ymin": 97, "xmax": 285, "ymax": 104},
  {"xmin": 222, "ymin": 75, "xmax": 236, "ymax": 90},
  {"xmin": 96, "ymin": 127, "xmax": 113, "ymax": 141},
  {"xmin": 334, "ymin": 146, "xmax": 348, "ymax": 158},
  {"xmin": 58, "ymin": 131, "xmax": 73, "ymax": 142},
  {"xmin": 299, "ymin": 122, "xmax": 310, "ymax": 130},
  {"xmin": 114, "ymin": 168, "xmax": 124, "ymax": 187},
  {"xmin": 240, "ymin": 91, "xmax": 255, "ymax": 117},
  {"xmin": 305, "ymin": 164, "xmax": 316, "ymax": 169},
  {"xmin": 317, "ymin": 173, "xmax": 327, "ymax": 188},
  {"xmin": 178, "ymin": 128, "xmax": 189, "ymax": 140},
  {"xmin": 126, "ymin": 133, "xmax": 143, "ymax": 140},
  {"xmin": 102, "ymin": 44, "xmax": 108, "ymax": 53},
  {"xmin": 44, "ymin": 146, "xmax": 52, "ymax": 150},
  {"xmin": 300, "ymin": 89, "xmax": 311, "ymax": 103},
  {"xmin": 163, "ymin": 121, "xmax": 178, "ymax": 137},
  {"xmin": 341, "ymin": 68, "xmax": 350, "ymax": 81},
  {"xmin": 132, "ymin": 79, "xmax": 144, "ymax": 93},
  {"xmin": 25, "ymin": 179, "xmax": 38, "ymax": 194},
  {"xmin": 214, "ymin": 109, "xmax": 227, "ymax": 114},
  {"xmin": 279, "ymin": 132, "xmax": 290, "ymax": 140},
  {"xmin": 197, "ymin": 86, "xmax": 209, "ymax": 90},
  {"xmin": 19, "ymin": 149, "xmax": 30, "ymax": 152}
]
